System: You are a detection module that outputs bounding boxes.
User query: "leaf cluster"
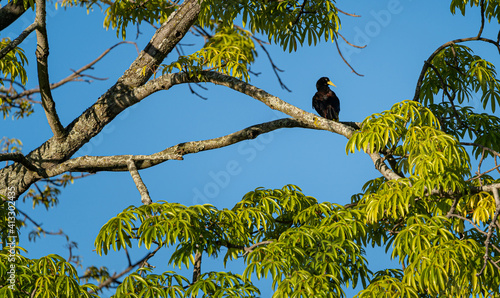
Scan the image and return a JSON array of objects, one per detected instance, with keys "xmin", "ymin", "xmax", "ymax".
[
  {"xmin": 450, "ymin": 0, "xmax": 500, "ymax": 23},
  {"xmin": 346, "ymin": 99, "xmax": 500, "ymax": 296},
  {"xmin": 0, "ymin": 38, "xmax": 28, "ymax": 87},
  {"xmin": 94, "ymin": 185, "xmax": 369, "ymax": 297},
  {"xmin": 0, "ymin": 38, "xmax": 33, "ymax": 119},
  {"xmin": 0, "ymin": 249, "xmax": 98, "ymax": 298},
  {"xmin": 199, "ymin": 0, "xmax": 340, "ymax": 53},
  {"xmin": 162, "ymin": 25, "xmax": 257, "ymax": 81},
  {"xmin": 347, "ymin": 100, "xmax": 470, "ymax": 194},
  {"xmin": 420, "ymin": 45, "xmax": 500, "ymax": 112}
]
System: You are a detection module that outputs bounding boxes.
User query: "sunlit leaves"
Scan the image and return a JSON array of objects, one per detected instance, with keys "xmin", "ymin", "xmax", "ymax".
[
  {"xmin": 93, "ymin": 185, "xmax": 369, "ymax": 297},
  {"xmin": 162, "ymin": 26, "xmax": 257, "ymax": 81},
  {"xmin": 0, "ymin": 38, "xmax": 28, "ymax": 86},
  {"xmin": 382, "ymin": 215, "xmax": 493, "ymax": 296},
  {"xmin": 343, "ymin": 93, "xmax": 500, "ymax": 296},
  {"xmin": 347, "ymin": 100, "xmax": 470, "ymax": 197},
  {"xmin": 347, "ymin": 100, "xmax": 440, "ymax": 155},
  {"xmin": 112, "ymin": 269, "xmax": 189, "ymax": 298},
  {"xmin": 102, "ymin": 0, "xmax": 176, "ymax": 39},
  {"xmin": 0, "ymin": 249, "xmax": 99, "ymax": 298},
  {"xmin": 199, "ymin": 0, "xmax": 340, "ymax": 53},
  {"xmin": 467, "ymin": 191, "xmax": 496, "ymax": 225},
  {"xmin": 419, "ymin": 44, "xmax": 500, "ymax": 113},
  {"xmin": 0, "ymin": 38, "xmax": 32, "ymax": 119},
  {"xmin": 450, "ymin": 0, "xmax": 500, "ymax": 23},
  {"xmin": 186, "ymin": 272, "xmax": 260, "ymax": 298},
  {"xmin": 354, "ymin": 275, "xmax": 419, "ymax": 298},
  {"xmin": 362, "ymin": 178, "xmax": 414, "ymax": 223}
]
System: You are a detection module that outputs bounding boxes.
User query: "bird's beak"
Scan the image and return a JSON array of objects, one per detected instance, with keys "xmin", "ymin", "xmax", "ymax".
[{"xmin": 327, "ymin": 81, "xmax": 336, "ymax": 87}]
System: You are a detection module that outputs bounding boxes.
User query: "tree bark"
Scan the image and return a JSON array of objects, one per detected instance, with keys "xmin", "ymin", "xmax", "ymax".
[
  {"xmin": 0, "ymin": 0, "xmax": 203, "ymax": 200},
  {"xmin": 0, "ymin": 0, "xmax": 28, "ymax": 31}
]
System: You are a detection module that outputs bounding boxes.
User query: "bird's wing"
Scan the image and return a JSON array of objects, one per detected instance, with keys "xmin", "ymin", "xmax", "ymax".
[
  {"xmin": 312, "ymin": 94, "xmax": 319, "ymax": 109},
  {"xmin": 328, "ymin": 91, "xmax": 340, "ymax": 114},
  {"xmin": 324, "ymin": 105, "xmax": 339, "ymax": 121}
]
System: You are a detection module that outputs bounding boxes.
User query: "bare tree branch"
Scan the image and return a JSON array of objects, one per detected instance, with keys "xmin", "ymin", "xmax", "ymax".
[
  {"xmin": 0, "ymin": 0, "xmax": 29, "ymax": 31},
  {"xmin": 43, "ymin": 118, "xmax": 319, "ymax": 176},
  {"xmin": 337, "ymin": 7, "xmax": 361, "ymax": 17},
  {"xmin": 12, "ymin": 41, "xmax": 139, "ymax": 100},
  {"xmin": 0, "ymin": 152, "xmax": 39, "ymax": 172},
  {"xmin": 0, "ymin": 0, "xmax": 204, "ymax": 200},
  {"xmin": 334, "ymin": 37, "xmax": 364, "ymax": 76},
  {"xmin": 137, "ymin": 71, "xmax": 356, "ymax": 137},
  {"xmin": 0, "ymin": 22, "xmax": 37, "ymax": 60},
  {"xmin": 34, "ymin": 0, "xmax": 66, "ymax": 139},
  {"xmin": 127, "ymin": 158, "xmax": 152, "ymax": 205},
  {"xmin": 462, "ymin": 142, "xmax": 500, "ymax": 181},
  {"xmin": 242, "ymin": 240, "xmax": 274, "ymax": 256},
  {"xmin": 338, "ymin": 32, "xmax": 366, "ymax": 49},
  {"xmin": 477, "ymin": 0, "xmax": 485, "ymax": 38},
  {"xmin": 192, "ymin": 251, "xmax": 202, "ymax": 283},
  {"xmin": 119, "ymin": 0, "xmax": 203, "ymax": 88}
]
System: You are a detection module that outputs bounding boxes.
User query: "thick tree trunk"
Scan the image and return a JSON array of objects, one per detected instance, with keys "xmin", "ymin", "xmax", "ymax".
[{"xmin": 0, "ymin": 0, "xmax": 202, "ymax": 200}]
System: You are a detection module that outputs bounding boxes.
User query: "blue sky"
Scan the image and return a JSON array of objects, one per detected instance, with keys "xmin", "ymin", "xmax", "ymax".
[{"xmin": 2, "ymin": 0, "xmax": 499, "ymax": 296}]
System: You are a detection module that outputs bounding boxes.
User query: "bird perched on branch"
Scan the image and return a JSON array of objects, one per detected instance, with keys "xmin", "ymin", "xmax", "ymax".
[{"xmin": 312, "ymin": 77, "xmax": 340, "ymax": 121}]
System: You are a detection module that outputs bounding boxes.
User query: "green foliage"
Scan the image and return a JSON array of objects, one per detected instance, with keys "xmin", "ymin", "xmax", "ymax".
[
  {"xmin": 103, "ymin": 0, "xmax": 176, "ymax": 39},
  {"xmin": 347, "ymin": 100, "xmax": 471, "ymax": 198},
  {"xmin": 427, "ymin": 102, "xmax": 500, "ymax": 160},
  {"xmin": 112, "ymin": 269, "xmax": 189, "ymax": 297},
  {"xmin": 450, "ymin": 0, "xmax": 500, "ymax": 23},
  {"xmin": 347, "ymin": 100, "xmax": 441, "ymax": 154},
  {"xmin": 0, "ymin": 249, "xmax": 99, "ymax": 297},
  {"xmin": 386, "ymin": 215, "xmax": 497, "ymax": 297},
  {"xmin": 419, "ymin": 44, "xmax": 500, "ymax": 112},
  {"xmin": 2, "ymin": 1, "xmax": 500, "ymax": 297},
  {"xmin": 59, "ymin": 0, "xmax": 339, "ymax": 53},
  {"xmin": 0, "ymin": 38, "xmax": 28, "ymax": 86},
  {"xmin": 344, "ymin": 91, "xmax": 500, "ymax": 296},
  {"xmin": 162, "ymin": 25, "xmax": 257, "ymax": 81},
  {"xmin": 0, "ymin": 38, "xmax": 32, "ymax": 119},
  {"xmin": 186, "ymin": 271, "xmax": 259, "ymax": 297},
  {"xmin": 199, "ymin": 0, "xmax": 340, "ymax": 53},
  {"xmin": 354, "ymin": 274, "xmax": 419, "ymax": 298},
  {"xmin": 94, "ymin": 185, "xmax": 369, "ymax": 297}
]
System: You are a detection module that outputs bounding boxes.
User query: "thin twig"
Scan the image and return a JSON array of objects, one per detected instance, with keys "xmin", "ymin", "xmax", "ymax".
[
  {"xmin": 13, "ymin": 41, "xmax": 138, "ymax": 100},
  {"xmin": 477, "ymin": 0, "xmax": 485, "ymax": 38},
  {"xmin": 0, "ymin": 22, "xmax": 38, "ymax": 60},
  {"xmin": 253, "ymin": 37, "xmax": 292, "ymax": 91},
  {"xmin": 447, "ymin": 214, "xmax": 488, "ymax": 236},
  {"xmin": 338, "ymin": 32, "xmax": 366, "ymax": 49},
  {"xmin": 334, "ymin": 37, "xmax": 364, "ymax": 76},
  {"xmin": 337, "ymin": 7, "xmax": 361, "ymax": 17},
  {"xmin": 291, "ymin": 0, "xmax": 308, "ymax": 26},
  {"xmin": 92, "ymin": 245, "xmax": 161, "ymax": 292}
]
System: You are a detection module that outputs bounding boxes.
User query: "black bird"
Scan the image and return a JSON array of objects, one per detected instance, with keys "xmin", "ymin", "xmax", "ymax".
[{"xmin": 312, "ymin": 77, "xmax": 340, "ymax": 121}]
